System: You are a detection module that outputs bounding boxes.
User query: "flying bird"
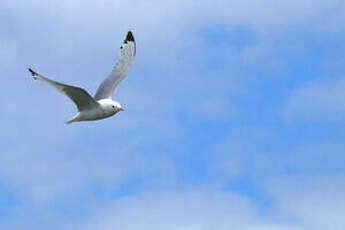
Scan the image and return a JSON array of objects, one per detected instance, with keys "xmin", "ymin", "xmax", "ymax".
[{"xmin": 28, "ymin": 31, "xmax": 136, "ymax": 124}]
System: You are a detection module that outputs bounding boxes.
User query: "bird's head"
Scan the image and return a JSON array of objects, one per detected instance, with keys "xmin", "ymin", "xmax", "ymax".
[
  {"xmin": 98, "ymin": 99, "xmax": 124, "ymax": 114},
  {"xmin": 110, "ymin": 101, "xmax": 124, "ymax": 113}
]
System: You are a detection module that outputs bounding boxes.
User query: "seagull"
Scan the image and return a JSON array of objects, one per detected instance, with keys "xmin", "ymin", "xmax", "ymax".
[{"xmin": 29, "ymin": 31, "xmax": 136, "ymax": 124}]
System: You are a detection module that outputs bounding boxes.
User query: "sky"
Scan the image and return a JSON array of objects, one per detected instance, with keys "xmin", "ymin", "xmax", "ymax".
[{"xmin": 1, "ymin": 0, "xmax": 345, "ymax": 229}]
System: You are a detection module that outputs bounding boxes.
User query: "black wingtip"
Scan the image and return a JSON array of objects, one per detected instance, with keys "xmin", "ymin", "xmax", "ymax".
[
  {"xmin": 124, "ymin": 31, "xmax": 135, "ymax": 44},
  {"xmin": 28, "ymin": 68, "xmax": 35, "ymax": 75},
  {"xmin": 28, "ymin": 68, "xmax": 38, "ymax": 79}
]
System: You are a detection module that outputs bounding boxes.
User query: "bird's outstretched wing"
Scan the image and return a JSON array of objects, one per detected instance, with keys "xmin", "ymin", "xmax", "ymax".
[
  {"xmin": 94, "ymin": 31, "xmax": 136, "ymax": 100},
  {"xmin": 28, "ymin": 68, "xmax": 99, "ymax": 111}
]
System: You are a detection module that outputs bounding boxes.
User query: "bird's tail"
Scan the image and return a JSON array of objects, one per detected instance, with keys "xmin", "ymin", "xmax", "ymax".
[
  {"xmin": 65, "ymin": 114, "xmax": 79, "ymax": 124},
  {"xmin": 65, "ymin": 119, "xmax": 75, "ymax": 124}
]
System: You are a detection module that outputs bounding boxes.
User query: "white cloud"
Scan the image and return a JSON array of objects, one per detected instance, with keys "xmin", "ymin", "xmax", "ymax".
[
  {"xmin": 209, "ymin": 126, "xmax": 276, "ymax": 177},
  {"xmin": 66, "ymin": 175, "xmax": 345, "ymax": 230},
  {"xmin": 209, "ymin": 125, "xmax": 345, "ymax": 180},
  {"xmin": 0, "ymin": 142, "xmax": 173, "ymax": 208},
  {"xmin": 73, "ymin": 189, "xmax": 297, "ymax": 230},
  {"xmin": 5, "ymin": 0, "xmax": 345, "ymax": 33},
  {"xmin": 285, "ymin": 77, "xmax": 345, "ymax": 122},
  {"xmin": 3, "ymin": 176, "xmax": 344, "ymax": 230},
  {"xmin": 270, "ymin": 174, "xmax": 345, "ymax": 230}
]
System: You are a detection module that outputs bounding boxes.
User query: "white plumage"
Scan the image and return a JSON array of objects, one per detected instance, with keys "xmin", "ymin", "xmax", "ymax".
[{"xmin": 29, "ymin": 31, "xmax": 136, "ymax": 124}]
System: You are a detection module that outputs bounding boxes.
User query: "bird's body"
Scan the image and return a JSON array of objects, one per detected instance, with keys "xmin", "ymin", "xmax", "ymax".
[
  {"xmin": 65, "ymin": 99, "xmax": 123, "ymax": 124},
  {"xmin": 29, "ymin": 31, "xmax": 136, "ymax": 124}
]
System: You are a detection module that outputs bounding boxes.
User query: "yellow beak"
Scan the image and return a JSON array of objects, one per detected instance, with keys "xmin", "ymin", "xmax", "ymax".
[{"xmin": 119, "ymin": 107, "xmax": 125, "ymax": 111}]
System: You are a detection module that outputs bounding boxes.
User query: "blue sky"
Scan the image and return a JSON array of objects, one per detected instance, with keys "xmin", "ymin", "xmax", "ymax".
[{"xmin": 1, "ymin": 0, "xmax": 345, "ymax": 229}]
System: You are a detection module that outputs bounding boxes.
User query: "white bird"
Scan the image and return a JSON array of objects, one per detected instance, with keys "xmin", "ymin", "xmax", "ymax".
[{"xmin": 29, "ymin": 31, "xmax": 136, "ymax": 124}]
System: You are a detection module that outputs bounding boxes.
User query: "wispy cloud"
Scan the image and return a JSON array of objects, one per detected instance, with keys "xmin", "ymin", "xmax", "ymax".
[
  {"xmin": 285, "ymin": 77, "xmax": 345, "ymax": 122},
  {"xmin": 70, "ymin": 175, "xmax": 345, "ymax": 230}
]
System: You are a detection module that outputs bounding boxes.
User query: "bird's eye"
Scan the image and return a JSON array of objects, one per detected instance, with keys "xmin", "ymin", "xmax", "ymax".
[{"xmin": 112, "ymin": 105, "xmax": 115, "ymax": 108}]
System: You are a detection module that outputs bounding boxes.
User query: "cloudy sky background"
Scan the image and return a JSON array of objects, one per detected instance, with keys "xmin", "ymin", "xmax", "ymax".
[{"xmin": 1, "ymin": 0, "xmax": 345, "ymax": 229}]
